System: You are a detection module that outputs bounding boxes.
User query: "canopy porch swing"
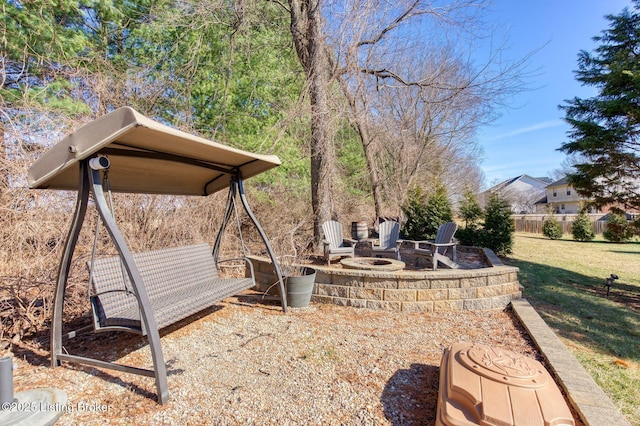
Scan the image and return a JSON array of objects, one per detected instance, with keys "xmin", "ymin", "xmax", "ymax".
[{"xmin": 27, "ymin": 107, "xmax": 287, "ymax": 404}]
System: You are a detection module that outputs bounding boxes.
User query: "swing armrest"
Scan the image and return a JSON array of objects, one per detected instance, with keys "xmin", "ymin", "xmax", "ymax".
[
  {"xmin": 91, "ymin": 288, "xmax": 134, "ymax": 298},
  {"xmin": 215, "ymin": 256, "xmax": 256, "ymax": 281},
  {"xmin": 216, "ymin": 256, "xmax": 251, "ymax": 264}
]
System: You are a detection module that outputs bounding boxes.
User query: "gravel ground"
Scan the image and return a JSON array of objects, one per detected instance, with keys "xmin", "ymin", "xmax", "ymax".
[{"xmin": 9, "ymin": 294, "xmax": 541, "ymax": 425}]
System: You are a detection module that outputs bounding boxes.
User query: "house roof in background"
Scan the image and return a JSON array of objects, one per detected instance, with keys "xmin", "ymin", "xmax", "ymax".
[
  {"xmin": 546, "ymin": 176, "xmax": 570, "ymax": 187},
  {"xmin": 482, "ymin": 174, "xmax": 551, "ymax": 194},
  {"xmin": 27, "ymin": 107, "xmax": 281, "ymax": 196},
  {"xmin": 535, "ymin": 177, "xmax": 553, "ymax": 184}
]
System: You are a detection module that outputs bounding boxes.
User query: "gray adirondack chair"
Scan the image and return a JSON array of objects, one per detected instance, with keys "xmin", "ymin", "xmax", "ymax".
[
  {"xmin": 371, "ymin": 220, "xmax": 402, "ymax": 260},
  {"xmin": 322, "ymin": 221, "xmax": 356, "ymax": 264},
  {"xmin": 413, "ymin": 222, "xmax": 458, "ymax": 271}
]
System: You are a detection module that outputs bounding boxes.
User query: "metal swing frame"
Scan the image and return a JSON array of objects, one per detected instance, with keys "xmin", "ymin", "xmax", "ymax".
[{"xmin": 50, "ymin": 158, "xmax": 287, "ymax": 405}]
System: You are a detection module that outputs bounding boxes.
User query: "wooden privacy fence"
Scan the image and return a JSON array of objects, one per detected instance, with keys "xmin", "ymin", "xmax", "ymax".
[{"xmin": 511, "ymin": 214, "xmax": 608, "ymax": 235}]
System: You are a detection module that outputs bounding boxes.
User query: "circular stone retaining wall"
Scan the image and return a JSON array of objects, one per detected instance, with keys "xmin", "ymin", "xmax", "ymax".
[{"xmin": 248, "ymin": 248, "xmax": 521, "ymax": 312}]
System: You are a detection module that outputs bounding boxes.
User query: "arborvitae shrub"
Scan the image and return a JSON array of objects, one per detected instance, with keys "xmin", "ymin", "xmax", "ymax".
[
  {"xmin": 603, "ymin": 212, "xmax": 634, "ymax": 242},
  {"xmin": 401, "ymin": 182, "xmax": 452, "ymax": 240},
  {"xmin": 482, "ymin": 193, "xmax": 514, "ymax": 255},
  {"xmin": 542, "ymin": 216, "xmax": 563, "ymax": 240},
  {"xmin": 455, "ymin": 227, "xmax": 483, "ymax": 246},
  {"xmin": 572, "ymin": 211, "xmax": 595, "ymax": 242},
  {"xmin": 456, "ymin": 189, "xmax": 484, "ymax": 246},
  {"xmin": 422, "ymin": 182, "xmax": 453, "ymax": 239},
  {"xmin": 401, "ymin": 186, "xmax": 430, "ymax": 240}
]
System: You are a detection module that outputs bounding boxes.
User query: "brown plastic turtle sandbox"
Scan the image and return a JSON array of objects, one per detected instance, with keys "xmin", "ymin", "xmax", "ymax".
[{"xmin": 436, "ymin": 342, "xmax": 574, "ymax": 426}]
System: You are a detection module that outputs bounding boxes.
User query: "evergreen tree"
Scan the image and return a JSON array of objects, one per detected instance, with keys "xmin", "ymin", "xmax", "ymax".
[
  {"xmin": 603, "ymin": 210, "xmax": 634, "ymax": 242},
  {"xmin": 401, "ymin": 186, "xmax": 430, "ymax": 240},
  {"xmin": 482, "ymin": 193, "xmax": 514, "ymax": 255},
  {"xmin": 1, "ymin": 0, "xmax": 94, "ymax": 114},
  {"xmin": 401, "ymin": 182, "xmax": 453, "ymax": 240},
  {"xmin": 559, "ymin": 1, "xmax": 640, "ymax": 211},
  {"xmin": 542, "ymin": 214, "xmax": 563, "ymax": 240},
  {"xmin": 572, "ymin": 210, "xmax": 595, "ymax": 242},
  {"xmin": 456, "ymin": 188, "xmax": 484, "ymax": 246},
  {"xmin": 459, "ymin": 188, "xmax": 484, "ymax": 227},
  {"xmin": 423, "ymin": 182, "xmax": 453, "ymax": 239}
]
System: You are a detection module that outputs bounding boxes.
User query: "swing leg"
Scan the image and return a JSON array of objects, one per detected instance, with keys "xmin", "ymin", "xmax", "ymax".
[
  {"xmin": 52, "ymin": 161, "xmax": 169, "ymax": 404},
  {"xmin": 212, "ymin": 177, "xmax": 287, "ymax": 312},
  {"xmin": 51, "ymin": 162, "xmax": 90, "ymax": 368},
  {"xmin": 89, "ymin": 166, "xmax": 170, "ymax": 404},
  {"xmin": 237, "ymin": 178, "xmax": 288, "ymax": 312}
]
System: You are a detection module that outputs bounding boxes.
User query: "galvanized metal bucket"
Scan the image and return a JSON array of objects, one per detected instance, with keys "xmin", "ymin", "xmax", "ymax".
[{"xmin": 286, "ymin": 267, "xmax": 316, "ymax": 307}]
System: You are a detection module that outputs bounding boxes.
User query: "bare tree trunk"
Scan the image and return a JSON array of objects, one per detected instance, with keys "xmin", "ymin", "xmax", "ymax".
[
  {"xmin": 355, "ymin": 122, "xmax": 384, "ymax": 219},
  {"xmin": 338, "ymin": 84, "xmax": 385, "ymax": 218},
  {"xmin": 289, "ymin": 0, "xmax": 334, "ymax": 244},
  {"xmin": 0, "ymin": 124, "xmax": 7, "ymax": 201}
]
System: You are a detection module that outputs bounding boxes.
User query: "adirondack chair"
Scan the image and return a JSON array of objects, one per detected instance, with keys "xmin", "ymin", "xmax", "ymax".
[
  {"xmin": 370, "ymin": 220, "xmax": 403, "ymax": 260},
  {"xmin": 322, "ymin": 221, "xmax": 356, "ymax": 264},
  {"xmin": 413, "ymin": 222, "xmax": 458, "ymax": 271}
]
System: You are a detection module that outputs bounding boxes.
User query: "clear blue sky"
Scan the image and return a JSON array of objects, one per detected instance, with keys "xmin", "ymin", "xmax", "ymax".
[{"xmin": 477, "ymin": 0, "xmax": 633, "ymax": 188}]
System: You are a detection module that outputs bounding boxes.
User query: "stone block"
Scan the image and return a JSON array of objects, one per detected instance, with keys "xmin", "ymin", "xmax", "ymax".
[
  {"xmin": 487, "ymin": 273, "xmax": 510, "ymax": 286},
  {"xmin": 431, "ymin": 278, "xmax": 461, "ymax": 289},
  {"xmin": 398, "ymin": 278, "xmax": 431, "ymax": 289},
  {"xmin": 249, "ymin": 253, "xmax": 524, "ymax": 313},
  {"xmin": 491, "ymin": 294, "xmax": 515, "ymax": 309},
  {"xmin": 417, "ymin": 289, "xmax": 448, "ymax": 301},
  {"xmin": 254, "ymin": 271, "xmax": 275, "ymax": 291},
  {"xmin": 434, "ymin": 300, "xmax": 464, "ymax": 311},
  {"xmin": 317, "ymin": 284, "xmax": 349, "ymax": 298},
  {"xmin": 448, "ymin": 287, "xmax": 477, "ymax": 300},
  {"xmin": 350, "ymin": 287, "xmax": 383, "ymax": 300},
  {"xmin": 460, "ymin": 276, "xmax": 487, "ymax": 288},
  {"xmin": 348, "ymin": 299, "xmax": 368, "ymax": 308},
  {"xmin": 364, "ymin": 276, "xmax": 398, "ymax": 289},
  {"xmin": 508, "ymin": 282, "xmax": 522, "ymax": 293},
  {"xmin": 367, "ymin": 300, "xmax": 402, "ymax": 311},
  {"xmin": 383, "ymin": 289, "xmax": 417, "ymax": 302},
  {"xmin": 315, "ymin": 270, "xmax": 333, "ymax": 285},
  {"xmin": 477, "ymin": 284, "xmax": 507, "ymax": 298},
  {"xmin": 401, "ymin": 302, "xmax": 434, "ymax": 312},
  {"xmin": 463, "ymin": 297, "xmax": 493, "ymax": 311},
  {"xmin": 332, "ymin": 274, "xmax": 364, "ymax": 287},
  {"xmin": 310, "ymin": 295, "xmax": 333, "ymax": 304},
  {"xmin": 250, "ymin": 258, "xmax": 271, "ymax": 274},
  {"xmin": 331, "ymin": 297, "xmax": 351, "ymax": 307}
]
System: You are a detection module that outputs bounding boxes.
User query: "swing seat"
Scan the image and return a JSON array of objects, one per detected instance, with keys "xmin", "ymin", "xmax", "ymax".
[{"xmin": 90, "ymin": 244, "xmax": 255, "ymax": 334}]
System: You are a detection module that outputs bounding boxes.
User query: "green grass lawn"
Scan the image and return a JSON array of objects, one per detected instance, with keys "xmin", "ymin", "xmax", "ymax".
[{"xmin": 505, "ymin": 233, "xmax": 640, "ymax": 425}]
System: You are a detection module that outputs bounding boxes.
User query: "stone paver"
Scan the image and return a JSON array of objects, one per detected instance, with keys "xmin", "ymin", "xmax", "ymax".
[{"xmin": 511, "ymin": 299, "xmax": 631, "ymax": 426}]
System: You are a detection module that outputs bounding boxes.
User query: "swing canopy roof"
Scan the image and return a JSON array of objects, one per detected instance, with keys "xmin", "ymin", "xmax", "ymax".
[{"xmin": 28, "ymin": 107, "xmax": 281, "ymax": 196}]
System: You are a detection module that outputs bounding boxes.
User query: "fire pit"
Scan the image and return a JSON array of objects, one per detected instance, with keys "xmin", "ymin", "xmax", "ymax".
[
  {"xmin": 340, "ymin": 257, "xmax": 406, "ymax": 272},
  {"xmin": 250, "ymin": 246, "xmax": 522, "ymax": 312}
]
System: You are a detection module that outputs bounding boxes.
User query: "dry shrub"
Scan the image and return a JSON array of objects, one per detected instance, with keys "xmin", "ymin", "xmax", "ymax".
[
  {"xmin": 0, "ymin": 186, "xmax": 230, "ymax": 346},
  {"xmin": 1, "ymin": 189, "xmax": 70, "ymax": 347},
  {"xmin": 0, "ymin": 174, "xmax": 323, "ymax": 348},
  {"xmin": 1, "ymin": 113, "xmax": 373, "ymax": 350}
]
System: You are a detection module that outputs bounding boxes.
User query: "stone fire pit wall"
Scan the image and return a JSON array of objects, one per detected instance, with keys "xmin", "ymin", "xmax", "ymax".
[{"xmin": 248, "ymin": 248, "xmax": 522, "ymax": 312}]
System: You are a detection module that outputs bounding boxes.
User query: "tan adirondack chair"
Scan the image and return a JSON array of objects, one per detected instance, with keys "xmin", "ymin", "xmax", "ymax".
[
  {"xmin": 370, "ymin": 220, "xmax": 403, "ymax": 260},
  {"xmin": 413, "ymin": 222, "xmax": 458, "ymax": 271},
  {"xmin": 322, "ymin": 221, "xmax": 356, "ymax": 264}
]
